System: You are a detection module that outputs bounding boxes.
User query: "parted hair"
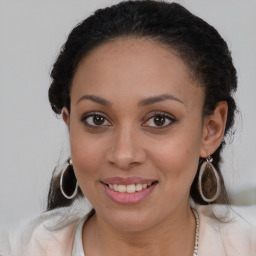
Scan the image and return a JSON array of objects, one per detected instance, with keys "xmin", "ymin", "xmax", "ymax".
[{"xmin": 47, "ymin": 0, "xmax": 237, "ymax": 211}]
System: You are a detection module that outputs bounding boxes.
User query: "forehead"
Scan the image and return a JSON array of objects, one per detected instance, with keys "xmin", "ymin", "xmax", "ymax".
[{"xmin": 71, "ymin": 37, "xmax": 203, "ymax": 108}]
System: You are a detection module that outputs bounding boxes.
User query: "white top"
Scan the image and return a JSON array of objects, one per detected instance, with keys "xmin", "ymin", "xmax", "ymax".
[
  {"xmin": 72, "ymin": 217, "xmax": 85, "ymax": 256},
  {"xmin": 4, "ymin": 203, "xmax": 256, "ymax": 256}
]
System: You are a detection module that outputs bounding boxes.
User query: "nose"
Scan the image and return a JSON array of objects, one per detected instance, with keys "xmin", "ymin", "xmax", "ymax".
[{"xmin": 106, "ymin": 125, "xmax": 146, "ymax": 170}]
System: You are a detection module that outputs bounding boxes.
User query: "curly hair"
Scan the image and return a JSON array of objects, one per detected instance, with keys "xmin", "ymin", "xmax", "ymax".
[{"xmin": 47, "ymin": 0, "xmax": 237, "ymax": 210}]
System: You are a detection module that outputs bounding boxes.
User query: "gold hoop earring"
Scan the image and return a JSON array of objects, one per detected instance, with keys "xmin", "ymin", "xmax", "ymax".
[
  {"xmin": 198, "ymin": 155, "xmax": 221, "ymax": 203},
  {"xmin": 60, "ymin": 159, "xmax": 78, "ymax": 200}
]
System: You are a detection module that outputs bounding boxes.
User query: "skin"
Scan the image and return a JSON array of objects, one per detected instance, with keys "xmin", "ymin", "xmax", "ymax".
[{"xmin": 63, "ymin": 38, "xmax": 228, "ymax": 256}]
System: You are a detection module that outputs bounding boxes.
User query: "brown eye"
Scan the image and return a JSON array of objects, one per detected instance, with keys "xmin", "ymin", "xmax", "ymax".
[
  {"xmin": 82, "ymin": 113, "xmax": 111, "ymax": 127},
  {"xmin": 153, "ymin": 116, "xmax": 166, "ymax": 126},
  {"xmin": 93, "ymin": 115, "xmax": 105, "ymax": 125},
  {"xmin": 143, "ymin": 113, "xmax": 175, "ymax": 128}
]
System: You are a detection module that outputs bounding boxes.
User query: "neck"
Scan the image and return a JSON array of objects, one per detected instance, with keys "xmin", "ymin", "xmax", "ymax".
[{"xmin": 83, "ymin": 204, "xmax": 196, "ymax": 256}]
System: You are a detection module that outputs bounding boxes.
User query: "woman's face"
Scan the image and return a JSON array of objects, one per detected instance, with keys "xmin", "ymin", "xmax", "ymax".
[{"xmin": 65, "ymin": 38, "xmax": 207, "ymax": 231}]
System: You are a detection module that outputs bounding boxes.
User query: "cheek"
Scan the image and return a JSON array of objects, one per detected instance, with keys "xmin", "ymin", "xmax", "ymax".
[
  {"xmin": 72, "ymin": 141, "xmax": 103, "ymax": 172},
  {"xmin": 69, "ymin": 124, "xmax": 107, "ymax": 191},
  {"xmin": 70, "ymin": 139, "xmax": 107, "ymax": 204},
  {"xmin": 150, "ymin": 127, "xmax": 202, "ymax": 185}
]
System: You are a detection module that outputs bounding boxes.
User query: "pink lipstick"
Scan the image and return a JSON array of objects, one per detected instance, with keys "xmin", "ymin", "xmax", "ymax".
[{"xmin": 102, "ymin": 176, "xmax": 158, "ymax": 205}]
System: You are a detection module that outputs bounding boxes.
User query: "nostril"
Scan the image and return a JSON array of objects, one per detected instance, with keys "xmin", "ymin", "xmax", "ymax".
[{"xmin": 106, "ymin": 138, "xmax": 146, "ymax": 169}]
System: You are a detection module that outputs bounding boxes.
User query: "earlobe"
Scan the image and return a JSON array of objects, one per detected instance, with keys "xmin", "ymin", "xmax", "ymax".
[
  {"xmin": 200, "ymin": 101, "xmax": 228, "ymax": 158},
  {"xmin": 62, "ymin": 107, "xmax": 70, "ymax": 126}
]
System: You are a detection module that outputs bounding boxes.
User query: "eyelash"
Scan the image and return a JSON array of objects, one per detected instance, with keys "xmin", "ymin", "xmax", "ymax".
[
  {"xmin": 81, "ymin": 112, "xmax": 111, "ymax": 128},
  {"xmin": 81, "ymin": 111, "xmax": 176, "ymax": 129},
  {"xmin": 142, "ymin": 111, "xmax": 176, "ymax": 128}
]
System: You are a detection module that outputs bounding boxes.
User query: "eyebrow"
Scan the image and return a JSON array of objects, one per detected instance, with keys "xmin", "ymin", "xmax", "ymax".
[
  {"xmin": 76, "ymin": 95, "xmax": 112, "ymax": 106},
  {"xmin": 76, "ymin": 93, "xmax": 184, "ymax": 107},
  {"xmin": 138, "ymin": 94, "xmax": 184, "ymax": 106}
]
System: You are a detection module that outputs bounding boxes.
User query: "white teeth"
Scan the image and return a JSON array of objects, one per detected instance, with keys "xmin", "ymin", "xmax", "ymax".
[
  {"xmin": 118, "ymin": 185, "xmax": 126, "ymax": 193},
  {"xmin": 135, "ymin": 184, "xmax": 143, "ymax": 191},
  {"xmin": 127, "ymin": 184, "xmax": 136, "ymax": 193},
  {"xmin": 142, "ymin": 184, "xmax": 147, "ymax": 189},
  {"xmin": 108, "ymin": 183, "xmax": 153, "ymax": 193}
]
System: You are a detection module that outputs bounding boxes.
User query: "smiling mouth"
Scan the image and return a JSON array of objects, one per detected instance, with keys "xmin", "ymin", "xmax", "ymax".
[{"xmin": 105, "ymin": 181, "xmax": 158, "ymax": 193}]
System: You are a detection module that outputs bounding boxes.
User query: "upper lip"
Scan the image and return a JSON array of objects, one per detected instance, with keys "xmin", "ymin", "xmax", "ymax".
[{"xmin": 102, "ymin": 176, "xmax": 157, "ymax": 185}]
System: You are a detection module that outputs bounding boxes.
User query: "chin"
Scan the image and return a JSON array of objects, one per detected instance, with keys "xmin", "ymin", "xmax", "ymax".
[{"xmin": 99, "ymin": 207, "xmax": 156, "ymax": 232}]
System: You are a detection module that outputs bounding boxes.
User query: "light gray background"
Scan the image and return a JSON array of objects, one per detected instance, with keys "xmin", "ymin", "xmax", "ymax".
[{"xmin": 0, "ymin": 0, "xmax": 256, "ymax": 230}]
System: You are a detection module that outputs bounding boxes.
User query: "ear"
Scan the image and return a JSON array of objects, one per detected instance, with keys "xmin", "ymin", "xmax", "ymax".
[
  {"xmin": 200, "ymin": 101, "xmax": 228, "ymax": 158},
  {"xmin": 62, "ymin": 107, "xmax": 70, "ymax": 126}
]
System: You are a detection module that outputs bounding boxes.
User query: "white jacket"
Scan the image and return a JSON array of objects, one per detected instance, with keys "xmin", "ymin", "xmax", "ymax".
[{"xmin": 2, "ymin": 203, "xmax": 256, "ymax": 256}]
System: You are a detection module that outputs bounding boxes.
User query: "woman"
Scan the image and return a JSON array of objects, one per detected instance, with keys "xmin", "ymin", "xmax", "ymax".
[{"xmin": 6, "ymin": 0, "xmax": 256, "ymax": 255}]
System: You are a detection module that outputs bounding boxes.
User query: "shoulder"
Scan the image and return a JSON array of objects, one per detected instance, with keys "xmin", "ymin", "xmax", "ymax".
[
  {"xmin": 9, "ymin": 201, "xmax": 92, "ymax": 256},
  {"xmin": 197, "ymin": 204, "xmax": 256, "ymax": 256}
]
